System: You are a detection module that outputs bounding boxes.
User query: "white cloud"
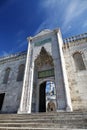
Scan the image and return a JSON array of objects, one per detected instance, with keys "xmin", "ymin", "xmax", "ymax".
[
  {"xmin": 35, "ymin": 19, "xmax": 58, "ymax": 35},
  {"xmin": 62, "ymin": 1, "xmax": 78, "ymax": 27},
  {"xmin": 62, "ymin": 0, "xmax": 87, "ymax": 30},
  {"xmin": 83, "ymin": 21, "xmax": 87, "ymax": 28},
  {"xmin": 35, "ymin": 0, "xmax": 62, "ymax": 33},
  {"xmin": 2, "ymin": 51, "xmax": 9, "ymax": 56},
  {"xmin": 36, "ymin": 0, "xmax": 87, "ymax": 34},
  {"xmin": 16, "ymin": 30, "xmax": 27, "ymax": 50},
  {"xmin": 1, "ymin": 39, "xmax": 27, "ymax": 57},
  {"xmin": 40, "ymin": 0, "xmax": 66, "ymax": 8},
  {"xmin": 19, "ymin": 40, "xmax": 27, "ymax": 48},
  {"xmin": 35, "ymin": 21, "xmax": 47, "ymax": 34},
  {"xmin": 63, "ymin": 25, "xmax": 72, "ymax": 34}
]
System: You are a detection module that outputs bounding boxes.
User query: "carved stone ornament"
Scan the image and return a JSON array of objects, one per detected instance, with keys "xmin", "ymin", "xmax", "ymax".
[{"xmin": 35, "ymin": 47, "xmax": 54, "ymax": 68}]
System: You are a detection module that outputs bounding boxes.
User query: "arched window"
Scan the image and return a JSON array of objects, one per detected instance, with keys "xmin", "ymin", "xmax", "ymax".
[
  {"xmin": 73, "ymin": 52, "xmax": 86, "ymax": 71},
  {"xmin": 3, "ymin": 68, "xmax": 10, "ymax": 84},
  {"xmin": 17, "ymin": 64, "xmax": 25, "ymax": 81}
]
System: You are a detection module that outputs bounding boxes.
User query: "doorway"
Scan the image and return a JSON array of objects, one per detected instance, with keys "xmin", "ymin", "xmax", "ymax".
[
  {"xmin": 0, "ymin": 93, "xmax": 5, "ymax": 111},
  {"xmin": 39, "ymin": 82, "xmax": 46, "ymax": 112},
  {"xmin": 39, "ymin": 81, "xmax": 56, "ymax": 112}
]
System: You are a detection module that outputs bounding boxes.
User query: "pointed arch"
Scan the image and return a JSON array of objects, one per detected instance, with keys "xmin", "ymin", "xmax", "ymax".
[
  {"xmin": 73, "ymin": 52, "xmax": 86, "ymax": 71},
  {"xmin": 17, "ymin": 64, "xmax": 25, "ymax": 81},
  {"xmin": 35, "ymin": 47, "xmax": 54, "ymax": 68},
  {"xmin": 3, "ymin": 67, "xmax": 11, "ymax": 84}
]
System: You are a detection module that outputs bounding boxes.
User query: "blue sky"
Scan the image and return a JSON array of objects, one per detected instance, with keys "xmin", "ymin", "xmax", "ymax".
[{"xmin": 0, "ymin": 0, "xmax": 87, "ymax": 56}]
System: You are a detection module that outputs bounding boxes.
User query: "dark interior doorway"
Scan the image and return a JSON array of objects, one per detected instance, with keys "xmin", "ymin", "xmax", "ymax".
[
  {"xmin": 39, "ymin": 82, "xmax": 46, "ymax": 112},
  {"xmin": 0, "ymin": 93, "xmax": 5, "ymax": 110}
]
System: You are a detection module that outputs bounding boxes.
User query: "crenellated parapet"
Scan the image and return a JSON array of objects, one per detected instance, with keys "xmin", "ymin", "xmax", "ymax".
[
  {"xmin": 0, "ymin": 51, "xmax": 27, "ymax": 64},
  {"xmin": 63, "ymin": 33, "xmax": 87, "ymax": 49}
]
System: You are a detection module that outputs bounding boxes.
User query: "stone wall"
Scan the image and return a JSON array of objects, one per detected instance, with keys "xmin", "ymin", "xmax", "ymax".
[
  {"xmin": 63, "ymin": 37, "xmax": 87, "ymax": 111},
  {"xmin": 0, "ymin": 52, "xmax": 26, "ymax": 113}
]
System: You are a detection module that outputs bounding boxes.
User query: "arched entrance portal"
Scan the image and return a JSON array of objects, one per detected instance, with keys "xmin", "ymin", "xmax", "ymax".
[
  {"xmin": 39, "ymin": 81, "xmax": 56, "ymax": 112},
  {"xmin": 18, "ymin": 29, "xmax": 72, "ymax": 114}
]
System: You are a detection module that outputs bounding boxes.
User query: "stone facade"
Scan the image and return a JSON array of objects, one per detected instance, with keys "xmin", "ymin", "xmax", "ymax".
[
  {"xmin": 0, "ymin": 52, "xmax": 26, "ymax": 113},
  {"xmin": 0, "ymin": 29, "xmax": 87, "ymax": 113},
  {"xmin": 63, "ymin": 34, "xmax": 87, "ymax": 111}
]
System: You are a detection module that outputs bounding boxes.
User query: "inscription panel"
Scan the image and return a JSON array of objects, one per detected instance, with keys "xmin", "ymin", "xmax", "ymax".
[
  {"xmin": 35, "ymin": 38, "xmax": 52, "ymax": 46},
  {"xmin": 38, "ymin": 69, "xmax": 54, "ymax": 78}
]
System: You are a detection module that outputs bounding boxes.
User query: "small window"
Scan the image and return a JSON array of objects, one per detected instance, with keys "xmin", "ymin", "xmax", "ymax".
[
  {"xmin": 17, "ymin": 64, "xmax": 25, "ymax": 81},
  {"xmin": 3, "ymin": 68, "xmax": 10, "ymax": 84},
  {"xmin": 73, "ymin": 52, "xmax": 86, "ymax": 71}
]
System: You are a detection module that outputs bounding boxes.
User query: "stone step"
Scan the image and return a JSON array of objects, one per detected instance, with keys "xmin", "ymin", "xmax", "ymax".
[
  {"xmin": 0, "ymin": 112, "xmax": 86, "ymax": 116},
  {"xmin": 0, "ymin": 112, "xmax": 86, "ymax": 129},
  {"xmin": 0, "ymin": 113, "xmax": 86, "ymax": 118},
  {"xmin": 0, "ymin": 115, "xmax": 84, "ymax": 120},
  {"xmin": 0, "ymin": 113, "xmax": 85, "ymax": 116},
  {"xmin": 0, "ymin": 119, "xmax": 86, "ymax": 123},
  {"xmin": 0, "ymin": 118, "xmax": 84, "ymax": 123},
  {"xmin": 0, "ymin": 122, "xmax": 86, "ymax": 128},
  {"xmin": 0, "ymin": 127, "xmax": 86, "ymax": 130},
  {"xmin": 0, "ymin": 119, "xmax": 86, "ymax": 126},
  {"xmin": 0, "ymin": 118, "xmax": 85, "ymax": 123}
]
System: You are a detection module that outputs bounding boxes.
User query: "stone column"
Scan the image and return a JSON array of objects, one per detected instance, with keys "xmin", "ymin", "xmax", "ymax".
[
  {"xmin": 56, "ymin": 29, "xmax": 72, "ymax": 111},
  {"xmin": 18, "ymin": 38, "xmax": 34, "ymax": 114}
]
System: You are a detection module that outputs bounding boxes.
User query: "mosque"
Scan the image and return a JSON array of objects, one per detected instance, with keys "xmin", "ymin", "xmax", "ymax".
[{"xmin": 0, "ymin": 28, "xmax": 87, "ymax": 113}]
